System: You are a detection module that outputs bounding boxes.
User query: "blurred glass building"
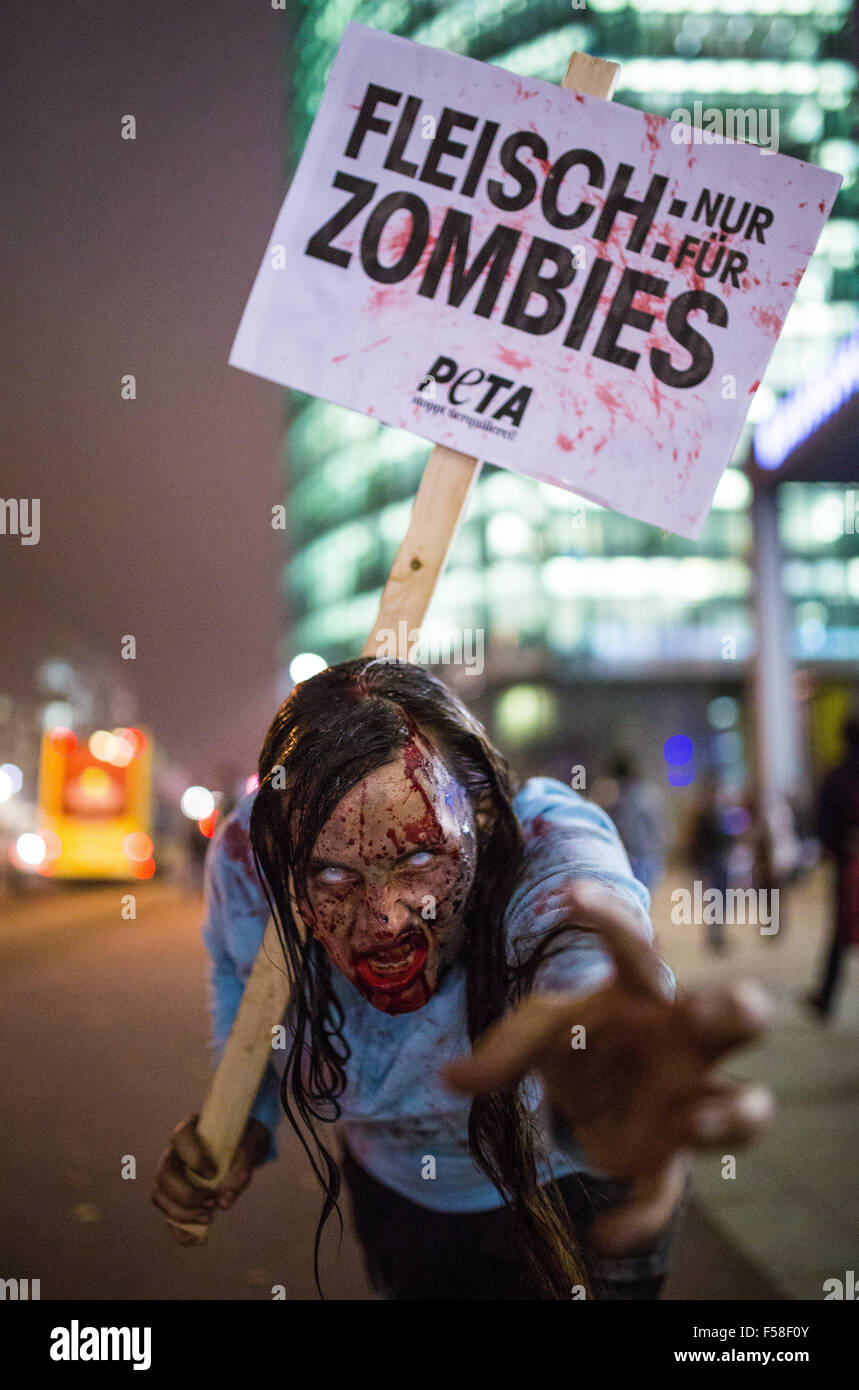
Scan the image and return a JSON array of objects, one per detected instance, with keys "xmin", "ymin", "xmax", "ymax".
[{"xmin": 279, "ymin": 0, "xmax": 858, "ymax": 797}]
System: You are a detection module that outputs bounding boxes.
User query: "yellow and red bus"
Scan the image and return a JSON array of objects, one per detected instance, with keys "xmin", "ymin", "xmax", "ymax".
[{"xmin": 32, "ymin": 726, "xmax": 155, "ymax": 880}]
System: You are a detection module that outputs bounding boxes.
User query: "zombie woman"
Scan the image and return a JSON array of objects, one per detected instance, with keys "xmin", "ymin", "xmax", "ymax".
[{"xmin": 152, "ymin": 659, "xmax": 771, "ymax": 1299}]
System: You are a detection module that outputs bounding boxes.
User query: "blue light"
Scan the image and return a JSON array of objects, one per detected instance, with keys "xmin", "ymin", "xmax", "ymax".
[{"xmin": 754, "ymin": 327, "xmax": 859, "ymax": 470}]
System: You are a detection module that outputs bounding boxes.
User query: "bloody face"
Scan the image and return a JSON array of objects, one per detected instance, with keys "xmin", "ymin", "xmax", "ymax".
[{"xmin": 300, "ymin": 734, "xmax": 477, "ymax": 1015}]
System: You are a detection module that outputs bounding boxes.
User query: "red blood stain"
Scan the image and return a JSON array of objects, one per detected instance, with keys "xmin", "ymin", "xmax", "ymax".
[
  {"xmin": 799, "ymin": 202, "xmax": 808, "ymax": 208},
  {"xmin": 750, "ymin": 305, "xmax": 782, "ymax": 337},
  {"xmin": 357, "ymin": 781, "xmax": 367, "ymax": 860},
  {"xmin": 332, "ymin": 353, "xmax": 349, "ymax": 363},
  {"xmin": 648, "ymin": 371, "xmax": 667, "ymax": 418},
  {"xmin": 367, "ymin": 286, "xmax": 397, "ymax": 312},
  {"xmin": 223, "ymin": 819, "xmax": 253, "ymax": 868},
  {"xmin": 749, "ymin": 379, "xmax": 760, "ymax": 393},
  {"xmin": 642, "ymin": 111, "xmax": 662, "ymax": 161},
  {"xmin": 575, "ymin": 94, "xmax": 585, "ymax": 105},
  {"xmin": 400, "ymin": 737, "xmax": 445, "ymax": 847},
  {"xmin": 595, "ymin": 382, "xmax": 627, "ymax": 417},
  {"xmin": 525, "ymin": 815, "xmax": 553, "ymax": 842},
  {"xmin": 382, "ymin": 222, "xmax": 415, "ymax": 259},
  {"xmin": 557, "ymin": 433, "xmax": 574, "ymax": 451},
  {"xmin": 515, "ymin": 81, "xmax": 539, "ymax": 100},
  {"xmin": 497, "ymin": 345, "xmax": 533, "ymax": 370},
  {"xmin": 819, "ymin": 201, "xmax": 825, "ymax": 214},
  {"xmin": 593, "ymin": 436, "xmax": 607, "ymax": 454}
]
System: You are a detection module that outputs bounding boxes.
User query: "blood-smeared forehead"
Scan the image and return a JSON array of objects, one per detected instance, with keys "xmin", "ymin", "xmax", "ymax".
[{"xmin": 313, "ymin": 735, "xmax": 471, "ymax": 865}]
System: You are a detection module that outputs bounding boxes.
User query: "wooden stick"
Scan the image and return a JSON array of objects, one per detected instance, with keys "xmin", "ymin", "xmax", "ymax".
[
  {"xmin": 174, "ymin": 49, "xmax": 619, "ymax": 1243},
  {"xmin": 362, "ymin": 444, "xmax": 482, "ymax": 659}
]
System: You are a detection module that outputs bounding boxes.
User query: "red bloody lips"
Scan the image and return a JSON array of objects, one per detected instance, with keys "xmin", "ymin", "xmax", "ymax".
[{"xmin": 353, "ymin": 930, "xmax": 429, "ymax": 992}]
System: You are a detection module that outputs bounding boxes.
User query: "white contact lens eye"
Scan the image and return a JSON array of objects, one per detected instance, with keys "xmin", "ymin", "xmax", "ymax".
[{"xmin": 317, "ymin": 865, "xmax": 352, "ymax": 883}]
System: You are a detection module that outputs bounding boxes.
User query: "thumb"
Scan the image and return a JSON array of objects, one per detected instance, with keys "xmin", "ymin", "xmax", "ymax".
[
  {"xmin": 441, "ymin": 992, "xmax": 569, "ymax": 1096},
  {"xmin": 216, "ymin": 1151, "xmax": 255, "ymax": 1210}
]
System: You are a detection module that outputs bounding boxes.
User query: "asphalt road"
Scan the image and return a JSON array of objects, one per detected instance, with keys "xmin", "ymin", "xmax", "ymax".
[{"xmin": 0, "ymin": 880, "xmax": 778, "ymax": 1300}]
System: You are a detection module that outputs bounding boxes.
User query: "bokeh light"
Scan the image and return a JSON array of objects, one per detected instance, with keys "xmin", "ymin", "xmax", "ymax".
[
  {"xmin": 0, "ymin": 763, "xmax": 23, "ymax": 795},
  {"xmin": 181, "ymin": 785, "xmax": 215, "ymax": 820},
  {"xmin": 289, "ymin": 652, "xmax": 327, "ymax": 684},
  {"xmin": 50, "ymin": 727, "xmax": 77, "ymax": 754},
  {"xmin": 123, "ymin": 832, "xmax": 154, "ymax": 862},
  {"xmin": 16, "ymin": 833, "xmax": 46, "ymax": 866}
]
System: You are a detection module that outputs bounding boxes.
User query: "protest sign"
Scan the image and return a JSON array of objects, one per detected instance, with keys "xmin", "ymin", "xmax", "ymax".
[{"xmin": 230, "ymin": 21, "xmax": 841, "ymax": 538}]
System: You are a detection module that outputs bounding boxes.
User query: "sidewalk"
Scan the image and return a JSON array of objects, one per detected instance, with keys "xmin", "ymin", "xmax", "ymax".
[{"xmin": 650, "ymin": 863, "xmax": 859, "ymax": 1300}]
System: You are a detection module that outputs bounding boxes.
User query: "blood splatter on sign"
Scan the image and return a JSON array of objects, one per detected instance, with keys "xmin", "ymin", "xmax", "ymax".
[{"xmin": 229, "ymin": 23, "xmax": 841, "ymax": 538}]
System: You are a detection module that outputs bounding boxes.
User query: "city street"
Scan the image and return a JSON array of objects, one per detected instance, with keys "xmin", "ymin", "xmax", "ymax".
[
  {"xmin": 3, "ymin": 868, "xmax": 852, "ymax": 1301},
  {"xmin": 0, "ymin": 879, "xmax": 369, "ymax": 1301}
]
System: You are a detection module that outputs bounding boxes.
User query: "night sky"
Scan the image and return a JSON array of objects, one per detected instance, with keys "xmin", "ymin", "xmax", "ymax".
[{"xmin": 2, "ymin": 1, "xmax": 292, "ymax": 781}]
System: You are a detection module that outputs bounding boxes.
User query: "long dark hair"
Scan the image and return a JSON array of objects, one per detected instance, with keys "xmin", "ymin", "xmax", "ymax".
[{"xmin": 249, "ymin": 658, "xmax": 587, "ymax": 1298}]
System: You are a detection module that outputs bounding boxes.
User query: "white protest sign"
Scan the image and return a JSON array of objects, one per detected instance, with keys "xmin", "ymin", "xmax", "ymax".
[{"xmin": 230, "ymin": 22, "xmax": 841, "ymax": 539}]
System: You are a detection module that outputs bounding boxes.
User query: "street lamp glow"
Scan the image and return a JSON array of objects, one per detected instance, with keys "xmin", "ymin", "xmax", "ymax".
[
  {"xmin": 17, "ymin": 833, "xmax": 46, "ymax": 866},
  {"xmin": 0, "ymin": 770, "xmax": 13, "ymax": 803},
  {"xmin": 1, "ymin": 763, "xmax": 23, "ymax": 795},
  {"xmin": 180, "ymin": 785, "xmax": 215, "ymax": 820},
  {"xmin": 289, "ymin": 652, "xmax": 327, "ymax": 684},
  {"xmin": 89, "ymin": 730, "xmax": 115, "ymax": 762}
]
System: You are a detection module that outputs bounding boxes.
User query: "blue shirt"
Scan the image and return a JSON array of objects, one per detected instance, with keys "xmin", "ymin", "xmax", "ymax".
[{"xmin": 202, "ymin": 777, "xmax": 665, "ymax": 1211}]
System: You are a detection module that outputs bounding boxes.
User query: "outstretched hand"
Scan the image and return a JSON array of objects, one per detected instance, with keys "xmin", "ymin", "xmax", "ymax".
[{"xmin": 441, "ymin": 880, "xmax": 773, "ymax": 1252}]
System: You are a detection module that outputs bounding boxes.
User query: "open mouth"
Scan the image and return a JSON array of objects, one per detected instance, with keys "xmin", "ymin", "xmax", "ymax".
[{"xmin": 353, "ymin": 930, "xmax": 429, "ymax": 992}]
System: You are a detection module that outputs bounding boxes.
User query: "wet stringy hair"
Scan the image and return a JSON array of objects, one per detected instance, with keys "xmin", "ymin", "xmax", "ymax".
[{"xmin": 249, "ymin": 658, "xmax": 588, "ymax": 1298}]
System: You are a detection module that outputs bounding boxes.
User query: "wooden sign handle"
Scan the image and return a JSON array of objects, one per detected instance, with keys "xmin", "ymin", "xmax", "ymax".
[{"xmin": 173, "ymin": 49, "xmax": 619, "ymax": 1243}]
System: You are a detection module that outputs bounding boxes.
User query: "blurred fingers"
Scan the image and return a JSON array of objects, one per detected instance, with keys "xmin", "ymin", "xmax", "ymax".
[
  {"xmin": 676, "ymin": 980, "xmax": 771, "ymax": 1060},
  {"xmin": 171, "ymin": 1115, "xmax": 217, "ymax": 1179},
  {"xmin": 151, "ymin": 1182, "xmax": 213, "ymax": 1229},
  {"xmin": 441, "ymin": 992, "xmax": 570, "ymax": 1095},
  {"xmin": 678, "ymin": 1083, "xmax": 775, "ymax": 1149},
  {"xmin": 158, "ymin": 1150, "xmax": 218, "ymax": 1212}
]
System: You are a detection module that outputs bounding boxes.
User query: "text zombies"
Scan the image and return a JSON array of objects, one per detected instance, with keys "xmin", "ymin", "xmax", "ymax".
[{"xmin": 302, "ymin": 83, "xmax": 767, "ymax": 389}]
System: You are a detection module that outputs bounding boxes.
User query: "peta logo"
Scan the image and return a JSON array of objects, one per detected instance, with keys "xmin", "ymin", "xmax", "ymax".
[{"xmin": 417, "ymin": 355, "xmax": 532, "ymax": 428}]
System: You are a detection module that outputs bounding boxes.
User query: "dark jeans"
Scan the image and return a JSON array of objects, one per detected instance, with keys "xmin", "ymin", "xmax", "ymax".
[{"xmin": 341, "ymin": 1144, "xmax": 684, "ymax": 1301}]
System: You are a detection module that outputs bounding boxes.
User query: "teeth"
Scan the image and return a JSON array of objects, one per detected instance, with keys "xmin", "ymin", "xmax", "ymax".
[{"xmin": 368, "ymin": 948, "xmax": 416, "ymax": 974}]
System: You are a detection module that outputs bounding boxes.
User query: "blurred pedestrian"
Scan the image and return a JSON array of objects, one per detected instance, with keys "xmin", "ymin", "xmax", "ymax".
[
  {"xmin": 688, "ymin": 774, "xmax": 732, "ymax": 953},
  {"xmin": 606, "ymin": 753, "xmax": 666, "ymax": 890},
  {"xmin": 184, "ymin": 814, "xmax": 209, "ymax": 896},
  {"xmin": 808, "ymin": 717, "xmax": 859, "ymax": 1019}
]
